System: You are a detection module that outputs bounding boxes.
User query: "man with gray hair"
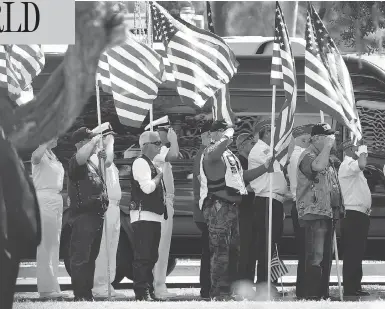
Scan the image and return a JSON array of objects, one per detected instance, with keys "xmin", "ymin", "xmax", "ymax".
[{"xmin": 130, "ymin": 131, "xmax": 165, "ymax": 301}]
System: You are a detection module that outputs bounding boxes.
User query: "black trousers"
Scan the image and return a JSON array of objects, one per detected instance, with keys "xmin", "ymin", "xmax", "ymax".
[
  {"xmin": 341, "ymin": 210, "xmax": 370, "ymax": 294},
  {"xmin": 0, "ymin": 238, "xmax": 19, "ymax": 309},
  {"xmin": 291, "ymin": 203, "xmax": 306, "ymax": 298},
  {"xmin": 132, "ymin": 220, "xmax": 161, "ymax": 295},
  {"xmin": 254, "ymin": 196, "xmax": 284, "ymax": 283},
  {"xmin": 69, "ymin": 212, "xmax": 104, "ymax": 300},
  {"xmin": 238, "ymin": 192, "xmax": 258, "ymax": 282},
  {"xmin": 195, "ymin": 221, "xmax": 211, "ymax": 297}
]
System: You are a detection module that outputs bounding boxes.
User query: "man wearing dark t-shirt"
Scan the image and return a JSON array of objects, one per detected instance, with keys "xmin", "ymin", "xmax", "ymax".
[{"xmin": 67, "ymin": 127, "xmax": 108, "ymax": 301}]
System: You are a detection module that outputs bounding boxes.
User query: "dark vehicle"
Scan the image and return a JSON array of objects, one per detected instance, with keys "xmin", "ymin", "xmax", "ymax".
[{"xmin": 20, "ymin": 38, "xmax": 385, "ymax": 284}]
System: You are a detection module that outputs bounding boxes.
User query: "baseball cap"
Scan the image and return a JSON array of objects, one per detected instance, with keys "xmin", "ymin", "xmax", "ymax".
[
  {"xmin": 92, "ymin": 122, "xmax": 116, "ymax": 136},
  {"xmin": 236, "ymin": 133, "xmax": 253, "ymax": 149},
  {"xmin": 199, "ymin": 121, "xmax": 212, "ymax": 135},
  {"xmin": 311, "ymin": 123, "xmax": 335, "ymax": 136},
  {"xmin": 292, "ymin": 124, "xmax": 313, "ymax": 138},
  {"xmin": 253, "ymin": 119, "xmax": 275, "ymax": 134},
  {"xmin": 210, "ymin": 120, "xmax": 231, "ymax": 132},
  {"xmin": 71, "ymin": 127, "xmax": 97, "ymax": 145}
]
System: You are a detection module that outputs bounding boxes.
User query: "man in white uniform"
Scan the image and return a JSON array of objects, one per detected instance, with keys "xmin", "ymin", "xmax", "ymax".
[
  {"xmin": 286, "ymin": 124, "xmax": 312, "ymax": 299},
  {"xmin": 248, "ymin": 119, "xmax": 288, "ymax": 286},
  {"xmin": 150, "ymin": 118, "xmax": 179, "ymax": 299},
  {"xmin": 338, "ymin": 140, "xmax": 371, "ymax": 297},
  {"xmin": 90, "ymin": 124, "xmax": 124, "ymax": 298}
]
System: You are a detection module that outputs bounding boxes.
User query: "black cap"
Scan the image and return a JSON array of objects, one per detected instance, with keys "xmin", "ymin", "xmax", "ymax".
[
  {"xmin": 311, "ymin": 123, "xmax": 335, "ymax": 136},
  {"xmin": 199, "ymin": 121, "xmax": 212, "ymax": 134},
  {"xmin": 71, "ymin": 127, "xmax": 97, "ymax": 145},
  {"xmin": 210, "ymin": 120, "xmax": 231, "ymax": 132}
]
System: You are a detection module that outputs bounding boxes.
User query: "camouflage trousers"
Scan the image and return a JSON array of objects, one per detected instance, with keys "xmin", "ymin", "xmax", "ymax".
[{"xmin": 202, "ymin": 196, "xmax": 240, "ymax": 297}]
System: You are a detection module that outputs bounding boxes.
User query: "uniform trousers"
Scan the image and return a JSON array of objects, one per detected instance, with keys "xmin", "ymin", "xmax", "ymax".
[
  {"xmin": 36, "ymin": 190, "xmax": 63, "ymax": 295},
  {"xmin": 92, "ymin": 201, "xmax": 121, "ymax": 296},
  {"xmin": 153, "ymin": 194, "xmax": 174, "ymax": 294}
]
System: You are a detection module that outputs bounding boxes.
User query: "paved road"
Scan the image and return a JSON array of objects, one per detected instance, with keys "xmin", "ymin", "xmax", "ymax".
[{"xmin": 16, "ymin": 259, "xmax": 385, "ymax": 290}]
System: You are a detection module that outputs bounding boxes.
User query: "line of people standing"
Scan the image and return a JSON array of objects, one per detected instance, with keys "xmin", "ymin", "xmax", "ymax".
[{"xmin": 193, "ymin": 120, "xmax": 372, "ymax": 301}]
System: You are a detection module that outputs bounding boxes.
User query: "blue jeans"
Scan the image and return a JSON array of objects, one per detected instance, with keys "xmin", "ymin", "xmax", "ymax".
[{"xmin": 303, "ymin": 219, "xmax": 334, "ymax": 300}]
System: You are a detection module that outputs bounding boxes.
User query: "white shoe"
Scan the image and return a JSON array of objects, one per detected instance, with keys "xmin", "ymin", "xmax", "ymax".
[
  {"xmin": 154, "ymin": 291, "xmax": 177, "ymax": 299},
  {"xmin": 39, "ymin": 292, "xmax": 69, "ymax": 299}
]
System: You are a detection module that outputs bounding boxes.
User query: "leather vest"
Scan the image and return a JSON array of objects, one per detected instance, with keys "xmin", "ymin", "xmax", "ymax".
[
  {"xmin": 296, "ymin": 145, "xmax": 343, "ymax": 219},
  {"xmin": 130, "ymin": 155, "xmax": 165, "ymax": 216}
]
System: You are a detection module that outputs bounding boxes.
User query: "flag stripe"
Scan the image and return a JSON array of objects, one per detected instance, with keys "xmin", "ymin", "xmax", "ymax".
[
  {"xmin": 304, "ymin": 4, "xmax": 362, "ymax": 139},
  {"xmin": 96, "ymin": 38, "xmax": 165, "ymax": 128},
  {"xmin": 270, "ymin": 2, "xmax": 297, "ymax": 169}
]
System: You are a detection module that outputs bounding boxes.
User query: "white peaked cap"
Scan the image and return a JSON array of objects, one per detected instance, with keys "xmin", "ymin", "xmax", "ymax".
[
  {"xmin": 144, "ymin": 115, "xmax": 170, "ymax": 131},
  {"xmin": 92, "ymin": 122, "xmax": 113, "ymax": 134}
]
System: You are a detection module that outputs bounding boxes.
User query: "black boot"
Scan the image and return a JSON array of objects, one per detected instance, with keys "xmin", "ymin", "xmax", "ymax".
[{"xmin": 135, "ymin": 289, "xmax": 152, "ymax": 301}]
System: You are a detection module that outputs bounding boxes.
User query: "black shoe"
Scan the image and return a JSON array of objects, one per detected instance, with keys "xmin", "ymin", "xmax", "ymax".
[
  {"xmin": 135, "ymin": 289, "xmax": 153, "ymax": 301},
  {"xmin": 344, "ymin": 290, "xmax": 370, "ymax": 297},
  {"xmin": 73, "ymin": 296, "xmax": 94, "ymax": 302}
]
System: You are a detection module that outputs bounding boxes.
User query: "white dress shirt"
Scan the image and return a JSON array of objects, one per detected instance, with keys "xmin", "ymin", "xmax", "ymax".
[
  {"xmin": 287, "ymin": 145, "xmax": 305, "ymax": 201},
  {"xmin": 154, "ymin": 146, "xmax": 174, "ymax": 195},
  {"xmin": 338, "ymin": 156, "xmax": 372, "ymax": 215},
  {"xmin": 248, "ymin": 139, "xmax": 288, "ymax": 203},
  {"xmin": 130, "ymin": 157, "xmax": 163, "ymax": 223}
]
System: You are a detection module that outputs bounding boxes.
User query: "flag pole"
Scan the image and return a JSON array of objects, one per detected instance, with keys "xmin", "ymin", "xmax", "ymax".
[
  {"xmin": 95, "ymin": 77, "xmax": 111, "ymax": 300},
  {"xmin": 319, "ymin": 110, "xmax": 343, "ymax": 301},
  {"xmin": 146, "ymin": 1, "xmax": 154, "ymax": 132},
  {"xmin": 267, "ymin": 84, "xmax": 277, "ymax": 300}
]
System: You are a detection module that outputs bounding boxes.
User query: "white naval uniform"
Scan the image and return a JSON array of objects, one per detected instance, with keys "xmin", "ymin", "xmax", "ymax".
[
  {"xmin": 32, "ymin": 151, "xmax": 64, "ymax": 295},
  {"xmin": 91, "ymin": 155, "xmax": 122, "ymax": 297},
  {"xmin": 152, "ymin": 146, "xmax": 175, "ymax": 294}
]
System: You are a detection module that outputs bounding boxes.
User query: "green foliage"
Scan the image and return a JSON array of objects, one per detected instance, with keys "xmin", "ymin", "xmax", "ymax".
[{"xmin": 331, "ymin": 1, "xmax": 385, "ymax": 54}]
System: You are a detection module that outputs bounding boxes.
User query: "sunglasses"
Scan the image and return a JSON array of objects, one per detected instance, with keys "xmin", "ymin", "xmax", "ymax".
[{"xmin": 144, "ymin": 141, "xmax": 162, "ymax": 146}]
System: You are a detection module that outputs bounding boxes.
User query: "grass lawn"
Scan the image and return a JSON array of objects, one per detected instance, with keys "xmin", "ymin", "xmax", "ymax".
[{"xmin": 12, "ymin": 301, "xmax": 385, "ymax": 309}]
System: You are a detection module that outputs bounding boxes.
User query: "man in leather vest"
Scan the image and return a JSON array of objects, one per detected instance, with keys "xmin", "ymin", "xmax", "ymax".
[
  {"xmin": 130, "ymin": 131, "xmax": 165, "ymax": 301},
  {"xmin": 296, "ymin": 123, "xmax": 344, "ymax": 300},
  {"xmin": 67, "ymin": 127, "xmax": 108, "ymax": 301}
]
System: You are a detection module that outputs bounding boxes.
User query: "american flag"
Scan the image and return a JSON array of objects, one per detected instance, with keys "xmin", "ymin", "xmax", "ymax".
[
  {"xmin": 270, "ymin": 2, "xmax": 297, "ymax": 168},
  {"xmin": 271, "ymin": 244, "xmax": 288, "ymax": 282},
  {"xmin": 149, "ymin": 1, "xmax": 238, "ymax": 108},
  {"xmin": 0, "ymin": 44, "xmax": 45, "ymax": 105},
  {"xmin": 96, "ymin": 38, "xmax": 165, "ymax": 128},
  {"xmin": 305, "ymin": 3, "xmax": 362, "ymax": 140},
  {"xmin": 206, "ymin": 1, "xmax": 236, "ymax": 126}
]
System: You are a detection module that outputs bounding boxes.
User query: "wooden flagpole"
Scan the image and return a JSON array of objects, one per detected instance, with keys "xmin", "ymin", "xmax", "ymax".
[
  {"xmin": 267, "ymin": 85, "xmax": 277, "ymax": 300},
  {"xmin": 95, "ymin": 77, "xmax": 111, "ymax": 300}
]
